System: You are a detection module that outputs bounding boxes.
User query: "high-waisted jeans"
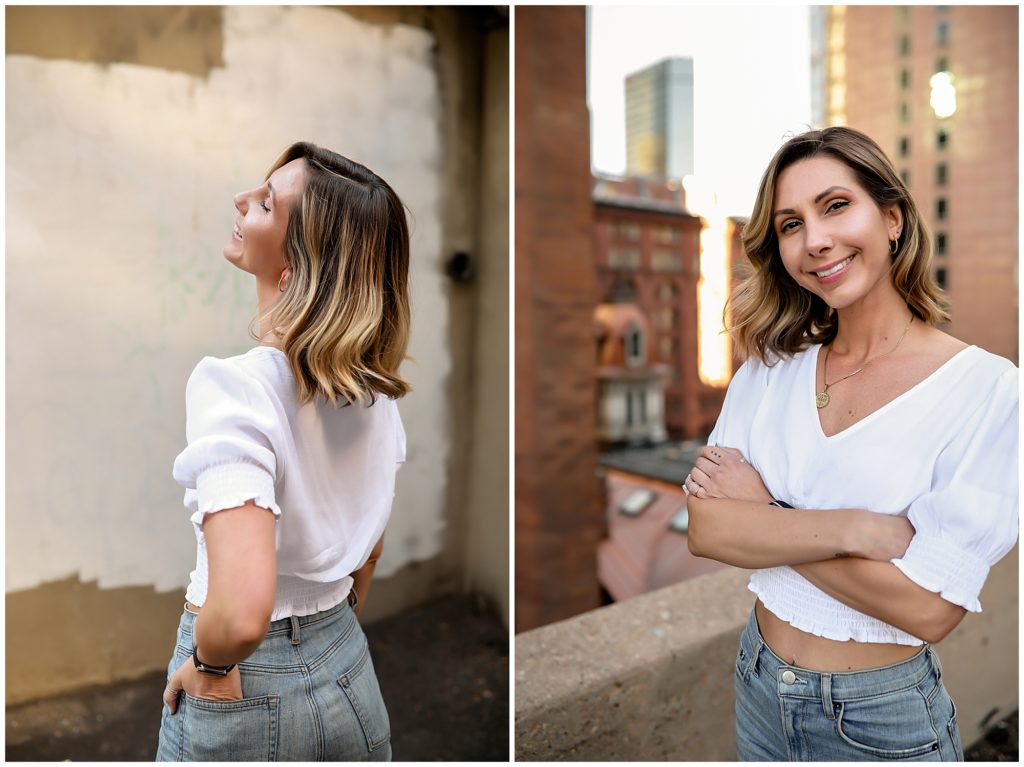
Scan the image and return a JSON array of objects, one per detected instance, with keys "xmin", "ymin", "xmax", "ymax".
[
  {"xmin": 735, "ymin": 608, "xmax": 964, "ymax": 761},
  {"xmin": 155, "ymin": 592, "xmax": 391, "ymax": 761}
]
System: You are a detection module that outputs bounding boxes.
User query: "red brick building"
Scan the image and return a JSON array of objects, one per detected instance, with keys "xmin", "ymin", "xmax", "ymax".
[
  {"xmin": 814, "ymin": 5, "xmax": 1018, "ymax": 362},
  {"xmin": 515, "ymin": 6, "xmax": 604, "ymax": 633},
  {"xmin": 594, "ymin": 302, "xmax": 670, "ymax": 446},
  {"xmin": 593, "ymin": 175, "xmax": 718, "ymax": 439}
]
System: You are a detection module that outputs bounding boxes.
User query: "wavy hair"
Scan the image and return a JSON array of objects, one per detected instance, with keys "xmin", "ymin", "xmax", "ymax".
[
  {"xmin": 727, "ymin": 126, "xmax": 950, "ymax": 364},
  {"xmin": 250, "ymin": 142, "xmax": 411, "ymax": 407}
]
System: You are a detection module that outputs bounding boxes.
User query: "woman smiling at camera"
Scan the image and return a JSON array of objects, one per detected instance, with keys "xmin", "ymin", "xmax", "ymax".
[
  {"xmin": 156, "ymin": 142, "xmax": 409, "ymax": 761},
  {"xmin": 684, "ymin": 127, "xmax": 1018, "ymax": 762}
]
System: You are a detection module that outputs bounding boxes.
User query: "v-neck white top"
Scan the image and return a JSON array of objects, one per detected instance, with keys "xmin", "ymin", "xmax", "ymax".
[
  {"xmin": 707, "ymin": 343, "xmax": 1018, "ymax": 645},
  {"xmin": 171, "ymin": 347, "xmax": 406, "ymax": 621}
]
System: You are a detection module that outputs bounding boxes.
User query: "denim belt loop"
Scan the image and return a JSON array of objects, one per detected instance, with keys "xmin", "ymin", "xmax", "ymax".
[
  {"xmin": 290, "ymin": 615, "xmax": 301, "ymax": 646},
  {"xmin": 347, "ymin": 588, "xmax": 359, "ymax": 610},
  {"xmin": 746, "ymin": 640, "xmax": 762, "ymax": 679},
  {"xmin": 821, "ymin": 672, "xmax": 836, "ymax": 720},
  {"xmin": 926, "ymin": 645, "xmax": 942, "ymax": 681}
]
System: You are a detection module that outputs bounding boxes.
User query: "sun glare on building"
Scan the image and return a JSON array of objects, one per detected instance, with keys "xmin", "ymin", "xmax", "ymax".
[
  {"xmin": 683, "ymin": 176, "xmax": 730, "ymax": 386},
  {"xmin": 929, "ymin": 71, "xmax": 957, "ymax": 119}
]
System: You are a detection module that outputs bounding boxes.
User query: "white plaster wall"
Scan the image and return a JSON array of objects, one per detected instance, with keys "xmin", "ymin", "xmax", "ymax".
[{"xmin": 6, "ymin": 6, "xmax": 448, "ymax": 593}]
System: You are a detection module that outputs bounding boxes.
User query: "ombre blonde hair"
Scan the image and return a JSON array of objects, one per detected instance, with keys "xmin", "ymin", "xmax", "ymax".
[
  {"xmin": 728, "ymin": 127, "xmax": 950, "ymax": 364},
  {"xmin": 251, "ymin": 142, "xmax": 411, "ymax": 407}
]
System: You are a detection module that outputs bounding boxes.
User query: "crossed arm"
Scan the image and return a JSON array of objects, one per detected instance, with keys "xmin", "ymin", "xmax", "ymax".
[{"xmin": 685, "ymin": 447, "xmax": 966, "ymax": 644}]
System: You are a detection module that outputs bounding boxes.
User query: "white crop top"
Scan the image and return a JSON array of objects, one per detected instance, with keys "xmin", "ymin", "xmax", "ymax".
[
  {"xmin": 172, "ymin": 346, "xmax": 406, "ymax": 620},
  {"xmin": 706, "ymin": 343, "xmax": 1018, "ymax": 645}
]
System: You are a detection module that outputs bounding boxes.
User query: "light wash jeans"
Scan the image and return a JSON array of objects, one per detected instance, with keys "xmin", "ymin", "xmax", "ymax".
[
  {"xmin": 735, "ymin": 608, "xmax": 964, "ymax": 761},
  {"xmin": 156, "ymin": 592, "xmax": 391, "ymax": 761}
]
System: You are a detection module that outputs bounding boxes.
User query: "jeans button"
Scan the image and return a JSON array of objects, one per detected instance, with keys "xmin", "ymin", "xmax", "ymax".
[{"xmin": 781, "ymin": 669, "xmax": 797, "ymax": 684}]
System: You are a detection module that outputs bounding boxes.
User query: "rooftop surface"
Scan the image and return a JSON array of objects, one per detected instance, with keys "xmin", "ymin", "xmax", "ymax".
[{"xmin": 598, "ymin": 439, "xmax": 703, "ymax": 486}]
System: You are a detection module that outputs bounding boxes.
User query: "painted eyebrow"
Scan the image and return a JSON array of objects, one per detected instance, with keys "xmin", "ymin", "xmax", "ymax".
[
  {"xmin": 772, "ymin": 186, "xmax": 853, "ymax": 219},
  {"xmin": 267, "ymin": 181, "xmax": 276, "ymax": 204}
]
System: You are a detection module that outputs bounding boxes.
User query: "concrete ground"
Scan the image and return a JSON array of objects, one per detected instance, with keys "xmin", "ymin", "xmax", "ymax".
[
  {"xmin": 965, "ymin": 709, "xmax": 1018, "ymax": 762},
  {"xmin": 5, "ymin": 594, "xmax": 509, "ymax": 762}
]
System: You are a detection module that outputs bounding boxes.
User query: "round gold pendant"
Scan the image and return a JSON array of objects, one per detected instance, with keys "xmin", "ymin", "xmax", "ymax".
[{"xmin": 816, "ymin": 391, "xmax": 830, "ymax": 409}]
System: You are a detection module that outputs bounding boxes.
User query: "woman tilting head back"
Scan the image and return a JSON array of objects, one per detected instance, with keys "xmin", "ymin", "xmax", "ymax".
[
  {"xmin": 255, "ymin": 141, "xmax": 411, "ymax": 407},
  {"xmin": 728, "ymin": 126, "xmax": 949, "ymax": 363},
  {"xmin": 159, "ymin": 142, "xmax": 410, "ymax": 761}
]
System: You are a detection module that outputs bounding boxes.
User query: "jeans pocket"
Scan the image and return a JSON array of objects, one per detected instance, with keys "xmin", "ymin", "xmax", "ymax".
[
  {"xmin": 181, "ymin": 693, "xmax": 280, "ymax": 761},
  {"xmin": 337, "ymin": 641, "xmax": 391, "ymax": 753},
  {"xmin": 834, "ymin": 688, "xmax": 940, "ymax": 760}
]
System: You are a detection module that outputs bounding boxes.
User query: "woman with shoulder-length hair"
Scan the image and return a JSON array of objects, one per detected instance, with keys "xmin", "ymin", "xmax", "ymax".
[
  {"xmin": 684, "ymin": 126, "xmax": 1018, "ymax": 761},
  {"xmin": 156, "ymin": 141, "xmax": 410, "ymax": 761}
]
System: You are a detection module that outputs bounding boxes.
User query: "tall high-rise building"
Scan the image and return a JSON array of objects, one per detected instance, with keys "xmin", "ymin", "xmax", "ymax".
[
  {"xmin": 812, "ymin": 6, "xmax": 1018, "ymax": 362},
  {"xmin": 625, "ymin": 57, "xmax": 695, "ymax": 181}
]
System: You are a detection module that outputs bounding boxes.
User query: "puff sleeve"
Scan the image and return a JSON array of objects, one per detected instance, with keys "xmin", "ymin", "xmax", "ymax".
[
  {"xmin": 172, "ymin": 357, "xmax": 283, "ymax": 528},
  {"xmin": 891, "ymin": 365, "xmax": 1019, "ymax": 612},
  {"xmin": 706, "ymin": 356, "xmax": 769, "ymax": 454}
]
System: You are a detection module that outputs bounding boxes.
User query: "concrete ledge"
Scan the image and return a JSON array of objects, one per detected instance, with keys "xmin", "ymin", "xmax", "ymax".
[
  {"xmin": 516, "ymin": 566, "xmax": 752, "ymax": 760},
  {"xmin": 515, "ymin": 549, "xmax": 1018, "ymax": 761}
]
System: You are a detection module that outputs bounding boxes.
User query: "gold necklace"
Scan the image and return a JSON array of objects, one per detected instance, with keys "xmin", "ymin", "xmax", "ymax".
[{"xmin": 816, "ymin": 315, "xmax": 914, "ymax": 410}]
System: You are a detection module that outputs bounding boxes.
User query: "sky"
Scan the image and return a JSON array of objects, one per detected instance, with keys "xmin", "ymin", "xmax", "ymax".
[{"xmin": 587, "ymin": 6, "xmax": 815, "ymax": 219}]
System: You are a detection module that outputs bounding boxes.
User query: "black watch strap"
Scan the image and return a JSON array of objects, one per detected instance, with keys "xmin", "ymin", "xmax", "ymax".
[
  {"xmin": 769, "ymin": 499, "xmax": 794, "ymax": 508},
  {"xmin": 192, "ymin": 646, "xmax": 236, "ymax": 676}
]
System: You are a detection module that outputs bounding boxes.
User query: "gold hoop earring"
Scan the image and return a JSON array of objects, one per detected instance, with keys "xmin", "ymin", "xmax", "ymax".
[
  {"xmin": 889, "ymin": 238, "xmax": 899, "ymax": 255},
  {"xmin": 278, "ymin": 273, "xmax": 288, "ymax": 292}
]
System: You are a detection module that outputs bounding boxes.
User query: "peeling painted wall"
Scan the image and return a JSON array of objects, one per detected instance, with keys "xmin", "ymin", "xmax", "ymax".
[{"xmin": 6, "ymin": 5, "xmax": 449, "ymax": 594}]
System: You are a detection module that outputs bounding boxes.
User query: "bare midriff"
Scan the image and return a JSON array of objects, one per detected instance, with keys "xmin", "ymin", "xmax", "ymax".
[{"xmin": 754, "ymin": 600, "xmax": 923, "ymax": 672}]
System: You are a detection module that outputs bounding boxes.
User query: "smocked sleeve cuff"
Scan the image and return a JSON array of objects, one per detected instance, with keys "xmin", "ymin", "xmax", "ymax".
[
  {"xmin": 891, "ymin": 534, "xmax": 989, "ymax": 613},
  {"xmin": 189, "ymin": 461, "xmax": 283, "ymax": 528}
]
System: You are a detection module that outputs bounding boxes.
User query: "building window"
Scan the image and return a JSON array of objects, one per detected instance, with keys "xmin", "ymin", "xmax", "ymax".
[
  {"xmin": 936, "ymin": 57, "xmax": 948, "ymax": 73},
  {"xmin": 936, "ymin": 232, "xmax": 947, "ymax": 255},
  {"xmin": 657, "ymin": 279, "xmax": 678, "ymax": 301},
  {"xmin": 935, "ymin": 267, "xmax": 948, "ymax": 290},
  {"xmin": 610, "ymin": 278, "xmax": 637, "ymax": 302},
  {"xmin": 900, "ymin": 169, "xmax": 910, "ymax": 186},
  {"xmin": 613, "ymin": 221, "xmax": 642, "ymax": 241},
  {"xmin": 900, "ymin": 102, "xmax": 910, "ymax": 122},
  {"xmin": 659, "ymin": 336, "xmax": 673, "ymax": 361},
  {"xmin": 608, "ymin": 246, "xmax": 642, "ymax": 270},
  {"xmin": 651, "ymin": 249, "xmax": 683, "ymax": 272},
  {"xmin": 937, "ymin": 21, "xmax": 949, "ymax": 47},
  {"xmin": 937, "ymin": 129, "xmax": 949, "ymax": 150},
  {"xmin": 898, "ymin": 6, "xmax": 910, "ymax": 22},
  {"xmin": 936, "ymin": 198, "xmax": 947, "ymax": 220},
  {"xmin": 900, "ymin": 68, "xmax": 910, "ymax": 90},
  {"xmin": 899, "ymin": 35, "xmax": 910, "ymax": 56},
  {"xmin": 936, "ymin": 163, "xmax": 948, "ymax": 185},
  {"xmin": 899, "ymin": 136, "xmax": 910, "ymax": 157},
  {"xmin": 655, "ymin": 225, "xmax": 681, "ymax": 244},
  {"xmin": 655, "ymin": 307, "xmax": 675, "ymax": 331},
  {"xmin": 625, "ymin": 325, "xmax": 645, "ymax": 366},
  {"xmin": 623, "ymin": 387, "xmax": 646, "ymax": 428}
]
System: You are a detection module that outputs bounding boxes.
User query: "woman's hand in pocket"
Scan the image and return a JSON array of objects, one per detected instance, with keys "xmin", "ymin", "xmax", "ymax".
[{"xmin": 163, "ymin": 658, "xmax": 243, "ymax": 714}]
